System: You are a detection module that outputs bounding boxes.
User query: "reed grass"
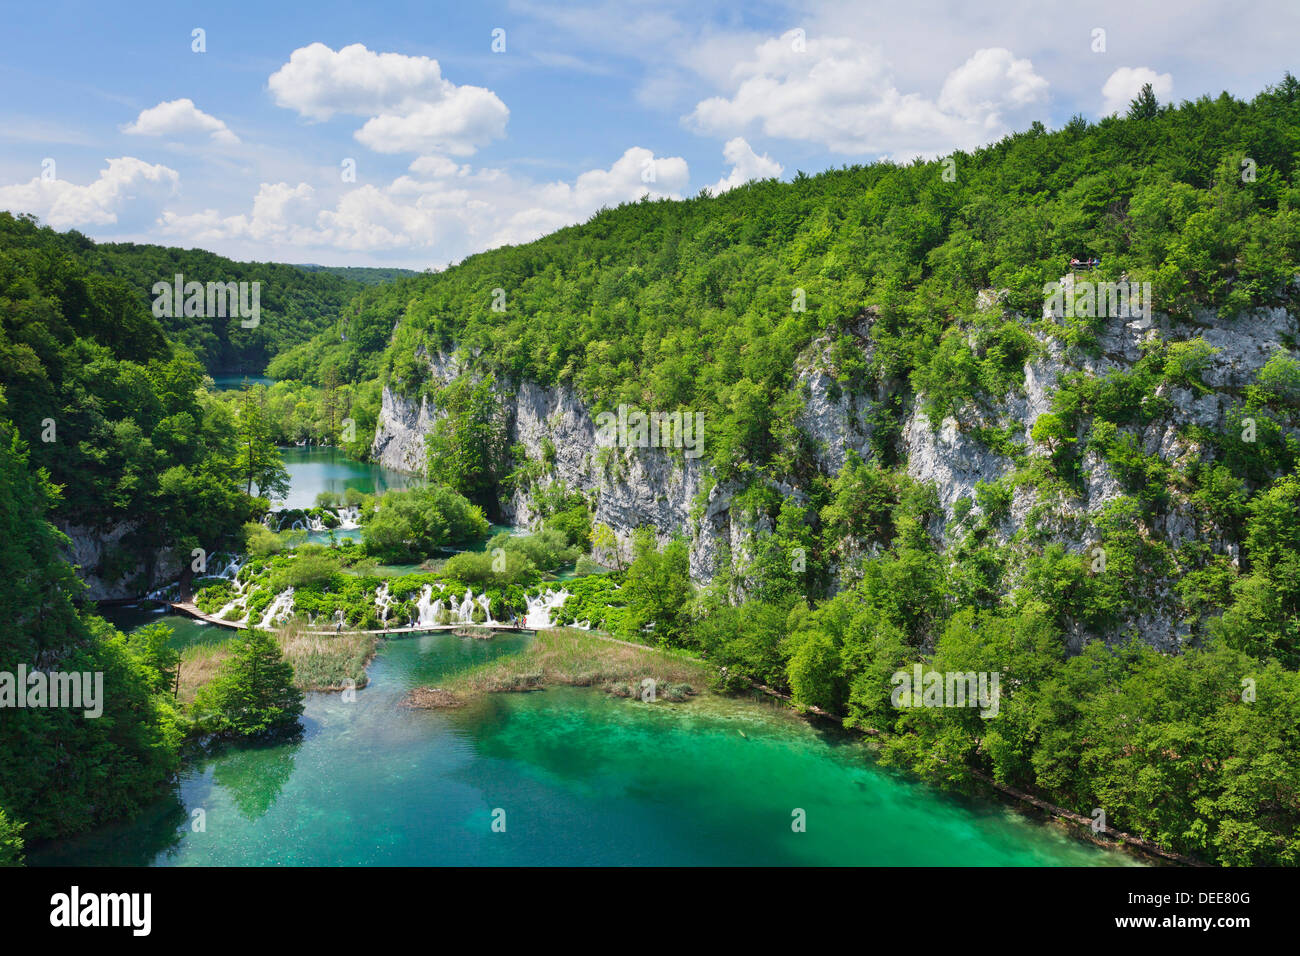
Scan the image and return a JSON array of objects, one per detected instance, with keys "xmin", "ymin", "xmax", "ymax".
[
  {"xmin": 276, "ymin": 618, "xmax": 376, "ymax": 691},
  {"xmin": 176, "ymin": 641, "xmax": 230, "ymax": 703},
  {"xmin": 177, "ymin": 620, "xmax": 376, "ymax": 699}
]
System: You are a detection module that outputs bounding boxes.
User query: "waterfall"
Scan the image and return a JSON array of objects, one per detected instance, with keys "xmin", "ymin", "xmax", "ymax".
[
  {"xmin": 375, "ymin": 582, "xmax": 392, "ymax": 625},
  {"xmin": 525, "ymin": 589, "xmax": 570, "ymax": 629},
  {"xmin": 259, "ymin": 588, "xmax": 295, "ymax": 629},
  {"xmin": 456, "ymin": 588, "xmax": 475, "ymax": 623},
  {"xmin": 404, "ymin": 586, "xmax": 498, "ymax": 629},
  {"xmin": 415, "ymin": 585, "xmax": 437, "ymax": 627},
  {"xmin": 214, "ymin": 597, "xmax": 247, "ymax": 624},
  {"xmin": 212, "ymin": 552, "xmax": 244, "ymax": 581},
  {"xmin": 147, "ymin": 579, "xmax": 184, "ymax": 602}
]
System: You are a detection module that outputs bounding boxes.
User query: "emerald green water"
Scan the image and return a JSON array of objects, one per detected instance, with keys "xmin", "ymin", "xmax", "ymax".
[
  {"xmin": 99, "ymin": 607, "xmax": 233, "ymax": 652},
  {"xmin": 53, "ymin": 447, "xmax": 1133, "ymax": 866},
  {"xmin": 210, "ymin": 374, "xmax": 273, "ymax": 390},
  {"xmin": 276, "ymin": 445, "xmax": 417, "ymax": 510},
  {"xmin": 281, "ymin": 447, "xmax": 531, "ymax": 567},
  {"xmin": 31, "ymin": 634, "xmax": 1132, "ymax": 866}
]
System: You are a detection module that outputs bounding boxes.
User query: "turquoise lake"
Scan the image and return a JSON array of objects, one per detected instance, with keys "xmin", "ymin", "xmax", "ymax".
[
  {"xmin": 273, "ymin": 445, "xmax": 417, "ymax": 510},
  {"xmin": 36, "ymin": 447, "xmax": 1137, "ymax": 866},
  {"xmin": 209, "ymin": 374, "xmax": 274, "ymax": 390},
  {"xmin": 30, "ymin": 635, "xmax": 1132, "ymax": 866}
]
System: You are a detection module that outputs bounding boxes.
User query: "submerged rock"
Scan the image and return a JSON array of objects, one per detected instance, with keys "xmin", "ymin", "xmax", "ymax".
[{"xmin": 404, "ymin": 688, "xmax": 464, "ymax": 709}]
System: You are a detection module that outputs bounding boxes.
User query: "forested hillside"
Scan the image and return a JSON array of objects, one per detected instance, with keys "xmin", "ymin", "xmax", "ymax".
[
  {"xmin": 294, "ymin": 263, "xmax": 420, "ymax": 286},
  {"xmin": 0, "ymin": 214, "xmax": 364, "ymax": 373},
  {"xmin": 0, "ymin": 420, "xmax": 184, "ymax": 844},
  {"xmin": 305, "ymin": 79, "xmax": 1298, "ymax": 478},
  {"xmin": 347, "ymin": 79, "xmax": 1299, "ymax": 864},
  {"xmin": 0, "ymin": 215, "xmax": 287, "ymax": 593},
  {"xmin": 0, "ymin": 222, "xmax": 304, "ymax": 856}
]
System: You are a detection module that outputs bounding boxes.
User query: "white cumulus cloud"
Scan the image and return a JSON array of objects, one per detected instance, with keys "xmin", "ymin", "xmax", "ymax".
[
  {"xmin": 687, "ymin": 32, "xmax": 1048, "ymax": 159},
  {"xmin": 122, "ymin": 99, "xmax": 240, "ymax": 144},
  {"xmin": 159, "ymin": 182, "xmax": 318, "ymax": 244},
  {"xmin": 157, "ymin": 147, "xmax": 690, "ymax": 260},
  {"xmin": 938, "ymin": 48, "xmax": 1049, "ymax": 128},
  {"xmin": 408, "ymin": 155, "xmax": 465, "ymax": 178},
  {"xmin": 0, "ymin": 157, "xmax": 179, "ymax": 229},
  {"xmin": 711, "ymin": 137, "xmax": 782, "ymax": 194},
  {"xmin": 355, "ymin": 87, "xmax": 510, "ymax": 156},
  {"xmin": 268, "ymin": 42, "xmax": 508, "ymax": 156}
]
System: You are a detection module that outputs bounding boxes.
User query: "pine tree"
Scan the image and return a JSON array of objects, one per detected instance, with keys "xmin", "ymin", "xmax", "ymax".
[
  {"xmin": 194, "ymin": 628, "xmax": 304, "ymax": 737},
  {"xmin": 1127, "ymin": 82, "xmax": 1160, "ymax": 119},
  {"xmin": 0, "ymin": 808, "xmax": 24, "ymax": 867},
  {"xmin": 235, "ymin": 386, "xmax": 289, "ymax": 499}
]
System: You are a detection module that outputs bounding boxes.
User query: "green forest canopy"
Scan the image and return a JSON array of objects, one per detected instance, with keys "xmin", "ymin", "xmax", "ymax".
[
  {"xmin": 270, "ymin": 78, "xmax": 1300, "ymax": 489},
  {"xmin": 0, "ymin": 213, "xmax": 366, "ymax": 373}
]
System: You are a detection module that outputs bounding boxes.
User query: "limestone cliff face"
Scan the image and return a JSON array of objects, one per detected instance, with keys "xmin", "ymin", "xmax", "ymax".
[
  {"xmin": 371, "ymin": 347, "xmax": 464, "ymax": 473},
  {"xmin": 371, "ymin": 359, "xmax": 749, "ymax": 581},
  {"xmin": 505, "ymin": 381, "xmax": 761, "ymax": 581},
  {"xmin": 371, "ymin": 385, "xmax": 436, "ymax": 474},
  {"xmin": 372, "ymin": 301, "xmax": 1298, "ymax": 648},
  {"xmin": 59, "ymin": 521, "xmax": 182, "ymax": 601},
  {"xmin": 794, "ymin": 314, "xmax": 880, "ymax": 475},
  {"xmin": 897, "ymin": 302, "xmax": 1298, "ymax": 651}
]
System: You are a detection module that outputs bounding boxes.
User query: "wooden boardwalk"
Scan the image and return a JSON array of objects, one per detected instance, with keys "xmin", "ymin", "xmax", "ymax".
[
  {"xmin": 165, "ymin": 601, "xmax": 530, "ymax": 636},
  {"xmin": 168, "ymin": 602, "xmax": 248, "ymax": 629}
]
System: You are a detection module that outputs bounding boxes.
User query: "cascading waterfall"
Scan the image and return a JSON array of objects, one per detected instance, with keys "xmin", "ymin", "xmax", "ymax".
[
  {"xmin": 457, "ymin": 589, "xmax": 475, "ymax": 623},
  {"xmin": 215, "ymin": 595, "xmax": 248, "ymax": 624},
  {"xmin": 525, "ymin": 589, "xmax": 570, "ymax": 629},
  {"xmin": 259, "ymin": 588, "xmax": 295, "ymax": 629},
  {"xmin": 146, "ymin": 580, "xmax": 182, "ymax": 603},
  {"xmin": 212, "ymin": 552, "xmax": 245, "ymax": 581},
  {"xmin": 408, "ymin": 585, "xmax": 494, "ymax": 627},
  {"xmin": 191, "ymin": 578, "xmax": 524, "ymax": 633},
  {"xmin": 415, "ymin": 585, "xmax": 437, "ymax": 627}
]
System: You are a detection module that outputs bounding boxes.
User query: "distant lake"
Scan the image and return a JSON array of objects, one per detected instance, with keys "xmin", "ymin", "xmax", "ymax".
[
  {"xmin": 99, "ymin": 605, "xmax": 233, "ymax": 652},
  {"xmin": 274, "ymin": 445, "xmax": 418, "ymax": 510},
  {"xmin": 210, "ymin": 374, "xmax": 274, "ymax": 390}
]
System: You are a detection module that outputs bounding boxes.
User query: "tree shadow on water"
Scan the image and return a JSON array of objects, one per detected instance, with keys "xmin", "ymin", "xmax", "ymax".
[
  {"xmin": 27, "ymin": 791, "xmax": 190, "ymax": 867},
  {"xmin": 208, "ymin": 731, "xmax": 303, "ymax": 822}
]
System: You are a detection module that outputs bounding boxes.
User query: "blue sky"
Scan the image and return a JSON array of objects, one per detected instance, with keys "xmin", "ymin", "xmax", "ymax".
[{"xmin": 2, "ymin": 0, "xmax": 1297, "ymax": 269}]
